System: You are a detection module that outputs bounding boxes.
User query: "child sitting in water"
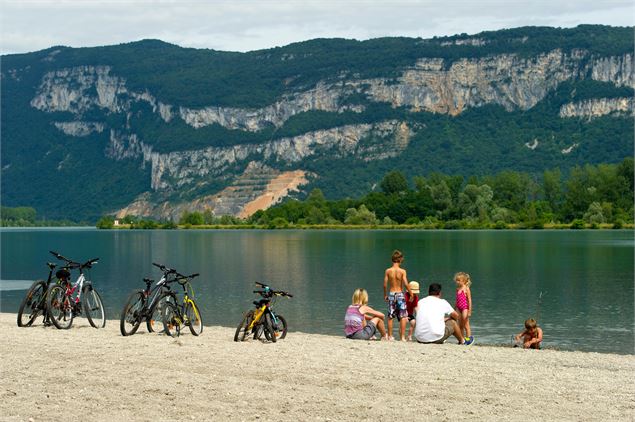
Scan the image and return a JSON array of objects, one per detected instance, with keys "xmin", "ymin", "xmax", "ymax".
[
  {"xmin": 455, "ymin": 272, "xmax": 473, "ymax": 345},
  {"xmin": 344, "ymin": 288, "xmax": 387, "ymax": 340},
  {"xmin": 405, "ymin": 281, "xmax": 420, "ymax": 341},
  {"xmin": 515, "ymin": 318, "xmax": 543, "ymax": 349}
]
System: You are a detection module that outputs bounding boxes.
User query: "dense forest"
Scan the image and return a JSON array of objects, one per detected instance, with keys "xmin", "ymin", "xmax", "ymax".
[
  {"xmin": 97, "ymin": 158, "xmax": 634, "ymax": 229},
  {"xmin": 0, "ymin": 206, "xmax": 81, "ymax": 227}
]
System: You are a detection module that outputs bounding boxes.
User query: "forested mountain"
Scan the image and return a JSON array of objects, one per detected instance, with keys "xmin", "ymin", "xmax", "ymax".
[{"xmin": 1, "ymin": 25, "xmax": 633, "ymax": 221}]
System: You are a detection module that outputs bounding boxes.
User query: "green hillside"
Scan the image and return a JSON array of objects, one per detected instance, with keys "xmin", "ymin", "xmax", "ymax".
[{"xmin": 1, "ymin": 25, "xmax": 633, "ymax": 221}]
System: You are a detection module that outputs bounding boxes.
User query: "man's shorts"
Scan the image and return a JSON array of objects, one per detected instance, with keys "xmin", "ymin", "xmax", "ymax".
[
  {"xmin": 417, "ymin": 320, "xmax": 455, "ymax": 344},
  {"xmin": 347, "ymin": 321, "xmax": 377, "ymax": 340},
  {"xmin": 388, "ymin": 292, "xmax": 408, "ymax": 320}
]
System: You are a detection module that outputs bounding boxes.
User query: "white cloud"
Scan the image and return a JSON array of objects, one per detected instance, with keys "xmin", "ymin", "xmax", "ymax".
[{"xmin": 0, "ymin": 0, "xmax": 632, "ymax": 54}]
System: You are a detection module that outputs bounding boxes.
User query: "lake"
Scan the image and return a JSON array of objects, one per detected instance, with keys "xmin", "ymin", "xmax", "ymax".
[{"xmin": 1, "ymin": 228, "xmax": 633, "ymax": 354}]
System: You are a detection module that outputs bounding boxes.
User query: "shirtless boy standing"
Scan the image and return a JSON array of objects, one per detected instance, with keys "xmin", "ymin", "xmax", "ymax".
[{"xmin": 383, "ymin": 250, "xmax": 414, "ymax": 341}]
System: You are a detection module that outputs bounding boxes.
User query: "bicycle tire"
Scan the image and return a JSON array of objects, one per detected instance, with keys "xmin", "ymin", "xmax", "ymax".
[
  {"xmin": 120, "ymin": 290, "xmax": 145, "ymax": 336},
  {"xmin": 17, "ymin": 280, "xmax": 47, "ymax": 327},
  {"xmin": 264, "ymin": 313, "xmax": 277, "ymax": 343},
  {"xmin": 234, "ymin": 310, "xmax": 254, "ymax": 342},
  {"xmin": 253, "ymin": 323, "xmax": 264, "ymax": 340},
  {"xmin": 185, "ymin": 299, "xmax": 203, "ymax": 336},
  {"xmin": 146, "ymin": 292, "xmax": 170, "ymax": 333},
  {"xmin": 162, "ymin": 299, "xmax": 181, "ymax": 338},
  {"xmin": 273, "ymin": 314, "xmax": 288, "ymax": 340},
  {"xmin": 82, "ymin": 285, "xmax": 106, "ymax": 328},
  {"xmin": 47, "ymin": 284, "xmax": 73, "ymax": 329}
]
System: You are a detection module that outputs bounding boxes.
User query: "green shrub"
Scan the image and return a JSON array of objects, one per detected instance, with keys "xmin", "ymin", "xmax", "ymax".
[
  {"xmin": 268, "ymin": 217, "xmax": 290, "ymax": 229},
  {"xmin": 570, "ymin": 219, "xmax": 585, "ymax": 229},
  {"xmin": 493, "ymin": 220, "xmax": 507, "ymax": 230},
  {"xmin": 443, "ymin": 220, "xmax": 463, "ymax": 230},
  {"xmin": 96, "ymin": 216, "xmax": 115, "ymax": 229}
]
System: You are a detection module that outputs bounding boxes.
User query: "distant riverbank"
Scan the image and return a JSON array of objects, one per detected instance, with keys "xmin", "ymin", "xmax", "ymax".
[{"xmin": 101, "ymin": 222, "xmax": 633, "ymax": 230}]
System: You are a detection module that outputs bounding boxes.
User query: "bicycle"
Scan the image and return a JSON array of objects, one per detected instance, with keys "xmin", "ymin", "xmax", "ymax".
[
  {"xmin": 46, "ymin": 251, "xmax": 105, "ymax": 329},
  {"xmin": 160, "ymin": 271, "xmax": 203, "ymax": 337},
  {"xmin": 234, "ymin": 282, "xmax": 292, "ymax": 343},
  {"xmin": 119, "ymin": 262, "xmax": 178, "ymax": 336},
  {"xmin": 17, "ymin": 252, "xmax": 69, "ymax": 327}
]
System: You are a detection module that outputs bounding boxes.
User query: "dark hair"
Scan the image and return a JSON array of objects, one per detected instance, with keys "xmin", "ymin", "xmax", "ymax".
[
  {"xmin": 391, "ymin": 250, "xmax": 403, "ymax": 263},
  {"xmin": 428, "ymin": 283, "xmax": 442, "ymax": 296}
]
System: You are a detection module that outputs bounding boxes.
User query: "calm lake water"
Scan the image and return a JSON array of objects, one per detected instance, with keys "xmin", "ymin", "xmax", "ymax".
[{"xmin": 1, "ymin": 228, "xmax": 633, "ymax": 354}]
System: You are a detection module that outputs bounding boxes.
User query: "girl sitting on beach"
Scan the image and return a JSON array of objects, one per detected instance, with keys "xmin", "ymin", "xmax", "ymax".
[
  {"xmin": 455, "ymin": 272, "xmax": 474, "ymax": 345},
  {"xmin": 344, "ymin": 288, "xmax": 387, "ymax": 340}
]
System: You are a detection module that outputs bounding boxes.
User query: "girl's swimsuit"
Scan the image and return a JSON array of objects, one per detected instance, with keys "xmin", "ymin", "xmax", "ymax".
[{"xmin": 456, "ymin": 289, "xmax": 469, "ymax": 311}]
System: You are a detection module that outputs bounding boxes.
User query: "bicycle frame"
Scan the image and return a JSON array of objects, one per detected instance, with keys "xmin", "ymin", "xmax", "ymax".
[
  {"xmin": 144, "ymin": 274, "xmax": 170, "ymax": 312},
  {"xmin": 64, "ymin": 273, "xmax": 86, "ymax": 305},
  {"xmin": 173, "ymin": 281, "xmax": 198, "ymax": 323},
  {"xmin": 248, "ymin": 301, "xmax": 271, "ymax": 330}
]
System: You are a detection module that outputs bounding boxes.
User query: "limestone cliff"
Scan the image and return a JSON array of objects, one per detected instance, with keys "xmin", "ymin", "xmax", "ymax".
[
  {"xmin": 32, "ymin": 50, "xmax": 634, "ymax": 134},
  {"xmin": 559, "ymin": 97, "xmax": 634, "ymax": 119},
  {"xmin": 107, "ymin": 120, "xmax": 410, "ymax": 193},
  {"xmin": 116, "ymin": 162, "xmax": 309, "ymax": 220}
]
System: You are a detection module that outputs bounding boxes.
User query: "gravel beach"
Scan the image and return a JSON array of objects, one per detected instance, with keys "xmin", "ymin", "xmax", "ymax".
[{"xmin": 1, "ymin": 312, "xmax": 634, "ymax": 421}]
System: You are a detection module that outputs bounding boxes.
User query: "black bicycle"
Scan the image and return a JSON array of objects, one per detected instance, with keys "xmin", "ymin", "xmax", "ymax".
[
  {"xmin": 17, "ymin": 252, "xmax": 69, "ymax": 327},
  {"xmin": 119, "ymin": 263, "xmax": 178, "ymax": 336},
  {"xmin": 160, "ymin": 272, "xmax": 203, "ymax": 337},
  {"xmin": 234, "ymin": 282, "xmax": 292, "ymax": 342}
]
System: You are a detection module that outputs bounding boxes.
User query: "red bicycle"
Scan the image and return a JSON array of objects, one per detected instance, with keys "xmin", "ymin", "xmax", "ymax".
[{"xmin": 46, "ymin": 252, "xmax": 105, "ymax": 329}]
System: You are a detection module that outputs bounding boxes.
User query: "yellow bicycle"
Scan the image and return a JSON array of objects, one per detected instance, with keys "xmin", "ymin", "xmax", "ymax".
[
  {"xmin": 234, "ymin": 282, "xmax": 292, "ymax": 342},
  {"xmin": 161, "ymin": 273, "xmax": 203, "ymax": 337}
]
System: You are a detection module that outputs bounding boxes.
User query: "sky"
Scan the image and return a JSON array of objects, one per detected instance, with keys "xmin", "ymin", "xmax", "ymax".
[{"xmin": 1, "ymin": 0, "xmax": 633, "ymax": 55}]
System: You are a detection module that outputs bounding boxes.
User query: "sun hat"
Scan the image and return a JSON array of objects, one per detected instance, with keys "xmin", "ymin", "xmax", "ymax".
[{"xmin": 409, "ymin": 281, "xmax": 420, "ymax": 294}]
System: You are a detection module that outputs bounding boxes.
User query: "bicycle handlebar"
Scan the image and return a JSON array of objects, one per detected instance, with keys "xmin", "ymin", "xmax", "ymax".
[
  {"xmin": 152, "ymin": 262, "xmax": 180, "ymax": 277},
  {"xmin": 50, "ymin": 251, "xmax": 98, "ymax": 269},
  {"xmin": 253, "ymin": 289, "xmax": 292, "ymax": 298}
]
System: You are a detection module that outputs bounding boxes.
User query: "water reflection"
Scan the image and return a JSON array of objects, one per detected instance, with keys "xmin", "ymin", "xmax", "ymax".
[{"xmin": 1, "ymin": 229, "xmax": 633, "ymax": 354}]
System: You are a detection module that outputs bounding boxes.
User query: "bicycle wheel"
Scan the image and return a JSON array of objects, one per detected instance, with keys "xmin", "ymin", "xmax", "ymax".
[
  {"xmin": 264, "ymin": 313, "xmax": 277, "ymax": 343},
  {"xmin": 185, "ymin": 300, "xmax": 203, "ymax": 336},
  {"xmin": 272, "ymin": 314, "xmax": 288, "ymax": 340},
  {"xmin": 234, "ymin": 310, "xmax": 254, "ymax": 342},
  {"xmin": 17, "ymin": 280, "xmax": 47, "ymax": 327},
  {"xmin": 146, "ymin": 293, "xmax": 170, "ymax": 333},
  {"xmin": 47, "ymin": 285, "xmax": 73, "ymax": 329},
  {"xmin": 120, "ymin": 290, "xmax": 145, "ymax": 336},
  {"xmin": 82, "ymin": 285, "xmax": 106, "ymax": 328},
  {"xmin": 162, "ymin": 299, "xmax": 181, "ymax": 338}
]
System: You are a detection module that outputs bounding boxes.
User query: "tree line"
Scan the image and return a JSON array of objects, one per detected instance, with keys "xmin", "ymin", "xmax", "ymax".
[
  {"xmin": 0, "ymin": 206, "xmax": 80, "ymax": 227},
  {"xmin": 97, "ymin": 157, "xmax": 633, "ymax": 229},
  {"xmin": 250, "ymin": 158, "xmax": 633, "ymax": 229}
]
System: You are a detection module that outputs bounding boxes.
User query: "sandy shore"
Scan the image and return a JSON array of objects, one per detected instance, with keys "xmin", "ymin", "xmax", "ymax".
[{"xmin": 1, "ymin": 312, "xmax": 634, "ymax": 421}]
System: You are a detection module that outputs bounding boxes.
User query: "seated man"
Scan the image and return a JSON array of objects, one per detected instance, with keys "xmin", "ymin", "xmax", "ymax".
[{"xmin": 414, "ymin": 282, "xmax": 465, "ymax": 344}]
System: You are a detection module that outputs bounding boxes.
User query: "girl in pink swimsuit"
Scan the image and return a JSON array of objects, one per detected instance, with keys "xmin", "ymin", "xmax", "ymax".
[{"xmin": 455, "ymin": 272, "xmax": 473, "ymax": 345}]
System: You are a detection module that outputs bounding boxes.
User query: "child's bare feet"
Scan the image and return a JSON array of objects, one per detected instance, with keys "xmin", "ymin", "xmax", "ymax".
[{"xmin": 407, "ymin": 335, "xmax": 412, "ymax": 341}]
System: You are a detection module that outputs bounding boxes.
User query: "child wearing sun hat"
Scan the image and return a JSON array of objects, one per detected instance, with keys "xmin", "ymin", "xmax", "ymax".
[{"xmin": 405, "ymin": 280, "xmax": 420, "ymax": 341}]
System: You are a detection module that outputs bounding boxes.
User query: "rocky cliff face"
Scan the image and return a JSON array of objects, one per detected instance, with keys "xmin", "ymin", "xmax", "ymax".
[
  {"xmin": 559, "ymin": 97, "xmax": 634, "ymax": 119},
  {"xmin": 363, "ymin": 51, "xmax": 633, "ymax": 114},
  {"xmin": 21, "ymin": 45, "xmax": 635, "ymax": 219},
  {"xmin": 116, "ymin": 162, "xmax": 309, "ymax": 220},
  {"xmin": 32, "ymin": 50, "xmax": 634, "ymax": 132},
  {"xmin": 107, "ymin": 120, "xmax": 409, "ymax": 193}
]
